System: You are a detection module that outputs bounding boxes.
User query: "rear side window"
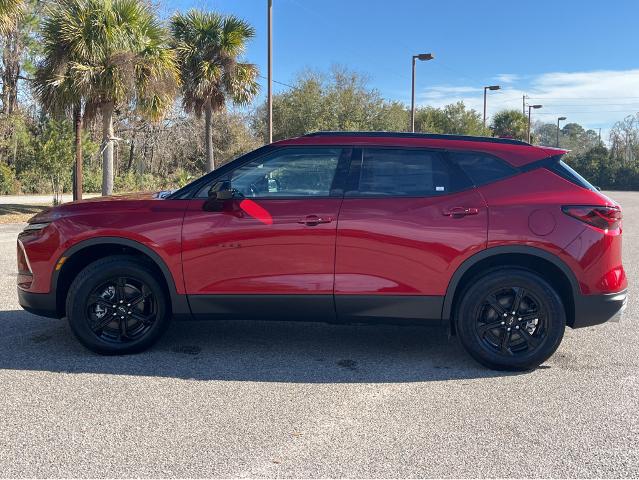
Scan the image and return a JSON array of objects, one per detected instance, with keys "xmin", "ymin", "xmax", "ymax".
[
  {"xmin": 349, "ymin": 148, "xmax": 472, "ymax": 197},
  {"xmin": 547, "ymin": 159, "xmax": 597, "ymax": 191},
  {"xmin": 449, "ymin": 152, "xmax": 517, "ymax": 186}
]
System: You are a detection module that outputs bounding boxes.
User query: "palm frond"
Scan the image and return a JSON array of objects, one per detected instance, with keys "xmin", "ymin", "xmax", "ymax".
[{"xmin": 170, "ymin": 8, "xmax": 259, "ymax": 115}]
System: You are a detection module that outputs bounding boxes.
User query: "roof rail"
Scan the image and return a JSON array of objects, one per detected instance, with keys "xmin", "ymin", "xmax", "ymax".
[{"xmin": 302, "ymin": 131, "xmax": 531, "ymax": 146}]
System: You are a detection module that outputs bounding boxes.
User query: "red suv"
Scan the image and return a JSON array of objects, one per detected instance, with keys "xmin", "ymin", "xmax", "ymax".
[{"xmin": 17, "ymin": 132, "xmax": 627, "ymax": 370}]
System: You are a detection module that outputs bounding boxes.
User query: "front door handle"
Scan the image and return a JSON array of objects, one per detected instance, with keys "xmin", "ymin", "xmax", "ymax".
[
  {"xmin": 443, "ymin": 207, "xmax": 480, "ymax": 218},
  {"xmin": 297, "ymin": 215, "xmax": 333, "ymax": 226}
]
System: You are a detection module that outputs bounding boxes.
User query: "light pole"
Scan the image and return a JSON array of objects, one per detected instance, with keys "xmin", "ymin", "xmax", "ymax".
[
  {"xmin": 411, "ymin": 53, "xmax": 434, "ymax": 132},
  {"xmin": 483, "ymin": 85, "xmax": 500, "ymax": 128},
  {"xmin": 556, "ymin": 116, "xmax": 566, "ymax": 147},
  {"xmin": 527, "ymin": 104, "xmax": 542, "ymax": 143},
  {"xmin": 267, "ymin": 0, "xmax": 273, "ymax": 143}
]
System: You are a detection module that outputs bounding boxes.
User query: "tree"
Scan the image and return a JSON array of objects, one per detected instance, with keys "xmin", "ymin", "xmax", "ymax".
[
  {"xmin": 0, "ymin": 0, "xmax": 28, "ymax": 114},
  {"xmin": 491, "ymin": 109, "xmax": 528, "ymax": 141},
  {"xmin": 35, "ymin": 0, "xmax": 179, "ymax": 196},
  {"xmin": 415, "ymin": 101, "xmax": 488, "ymax": 136},
  {"xmin": 34, "ymin": 119, "xmax": 74, "ymax": 204},
  {"xmin": 609, "ymin": 114, "xmax": 639, "ymax": 164},
  {"xmin": 253, "ymin": 67, "xmax": 408, "ymax": 141},
  {"xmin": 171, "ymin": 9, "xmax": 259, "ymax": 172}
]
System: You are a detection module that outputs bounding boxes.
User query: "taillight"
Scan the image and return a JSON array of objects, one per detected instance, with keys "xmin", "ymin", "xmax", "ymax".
[{"xmin": 562, "ymin": 205, "xmax": 622, "ymax": 232}]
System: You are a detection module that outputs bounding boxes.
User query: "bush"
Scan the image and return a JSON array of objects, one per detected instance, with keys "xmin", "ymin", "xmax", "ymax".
[
  {"xmin": 0, "ymin": 163, "xmax": 18, "ymax": 194},
  {"xmin": 17, "ymin": 168, "xmax": 50, "ymax": 194},
  {"xmin": 83, "ymin": 168, "xmax": 103, "ymax": 194}
]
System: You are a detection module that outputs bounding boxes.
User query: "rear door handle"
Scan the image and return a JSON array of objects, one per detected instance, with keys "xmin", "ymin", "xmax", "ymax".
[
  {"xmin": 443, "ymin": 207, "xmax": 480, "ymax": 218},
  {"xmin": 297, "ymin": 215, "xmax": 333, "ymax": 226}
]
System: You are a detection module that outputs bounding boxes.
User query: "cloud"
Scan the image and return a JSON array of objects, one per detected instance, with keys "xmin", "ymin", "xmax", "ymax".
[
  {"xmin": 417, "ymin": 69, "xmax": 639, "ymax": 139},
  {"xmin": 495, "ymin": 73, "xmax": 520, "ymax": 84}
]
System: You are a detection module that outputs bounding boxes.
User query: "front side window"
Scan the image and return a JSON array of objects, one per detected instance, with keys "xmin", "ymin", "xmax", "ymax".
[
  {"xmin": 350, "ymin": 148, "xmax": 471, "ymax": 197},
  {"xmin": 197, "ymin": 148, "xmax": 343, "ymax": 198}
]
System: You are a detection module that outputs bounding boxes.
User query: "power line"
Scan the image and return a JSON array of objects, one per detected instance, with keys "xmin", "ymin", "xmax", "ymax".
[{"xmin": 257, "ymin": 75, "xmax": 294, "ymax": 90}]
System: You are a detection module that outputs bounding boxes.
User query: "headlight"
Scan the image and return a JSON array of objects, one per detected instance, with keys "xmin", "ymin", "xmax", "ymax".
[{"xmin": 23, "ymin": 222, "xmax": 51, "ymax": 232}]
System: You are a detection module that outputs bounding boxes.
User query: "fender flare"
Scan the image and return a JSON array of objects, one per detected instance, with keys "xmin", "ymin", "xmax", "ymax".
[
  {"xmin": 53, "ymin": 237, "xmax": 191, "ymax": 317},
  {"xmin": 441, "ymin": 245, "xmax": 580, "ymax": 321}
]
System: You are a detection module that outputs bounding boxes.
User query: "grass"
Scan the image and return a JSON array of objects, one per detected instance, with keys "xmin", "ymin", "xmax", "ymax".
[{"xmin": 0, "ymin": 204, "xmax": 50, "ymax": 224}]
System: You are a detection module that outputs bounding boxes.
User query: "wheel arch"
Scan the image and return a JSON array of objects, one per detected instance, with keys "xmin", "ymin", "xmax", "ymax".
[
  {"xmin": 443, "ymin": 246, "xmax": 579, "ymax": 328},
  {"xmin": 52, "ymin": 237, "xmax": 190, "ymax": 319}
]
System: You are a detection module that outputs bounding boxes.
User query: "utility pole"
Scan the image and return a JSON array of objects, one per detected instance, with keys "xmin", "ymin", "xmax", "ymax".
[
  {"xmin": 267, "ymin": 0, "xmax": 273, "ymax": 144},
  {"xmin": 522, "ymin": 95, "xmax": 528, "ymax": 116}
]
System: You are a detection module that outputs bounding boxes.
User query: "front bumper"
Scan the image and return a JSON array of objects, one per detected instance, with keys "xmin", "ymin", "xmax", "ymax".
[
  {"xmin": 17, "ymin": 288, "xmax": 61, "ymax": 319},
  {"xmin": 573, "ymin": 289, "xmax": 627, "ymax": 328}
]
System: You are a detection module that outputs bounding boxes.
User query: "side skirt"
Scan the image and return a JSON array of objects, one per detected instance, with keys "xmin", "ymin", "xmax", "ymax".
[{"xmin": 186, "ymin": 294, "xmax": 444, "ymax": 325}]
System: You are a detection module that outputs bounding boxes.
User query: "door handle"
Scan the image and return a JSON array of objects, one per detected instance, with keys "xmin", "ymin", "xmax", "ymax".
[
  {"xmin": 443, "ymin": 207, "xmax": 480, "ymax": 218},
  {"xmin": 297, "ymin": 215, "xmax": 333, "ymax": 226}
]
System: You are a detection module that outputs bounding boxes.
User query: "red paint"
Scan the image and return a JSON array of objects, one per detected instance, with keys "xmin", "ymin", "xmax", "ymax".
[
  {"xmin": 181, "ymin": 198, "xmax": 340, "ymax": 294},
  {"xmin": 335, "ymin": 190, "xmax": 487, "ymax": 295},
  {"xmin": 17, "ymin": 134, "xmax": 625, "ymax": 315}
]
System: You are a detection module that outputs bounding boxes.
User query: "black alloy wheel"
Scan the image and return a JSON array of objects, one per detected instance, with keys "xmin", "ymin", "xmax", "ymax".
[
  {"xmin": 66, "ymin": 255, "xmax": 170, "ymax": 355},
  {"xmin": 456, "ymin": 268, "xmax": 566, "ymax": 371}
]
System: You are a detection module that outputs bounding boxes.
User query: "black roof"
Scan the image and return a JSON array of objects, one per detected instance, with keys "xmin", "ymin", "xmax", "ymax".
[{"xmin": 302, "ymin": 131, "xmax": 531, "ymax": 146}]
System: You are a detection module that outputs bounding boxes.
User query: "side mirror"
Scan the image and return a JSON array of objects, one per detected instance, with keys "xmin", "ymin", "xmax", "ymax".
[
  {"xmin": 214, "ymin": 189, "xmax": 235, "ymax": 201},
  {"xmin": 203, "ymin": 188, "xmax": 240, "ymax": 212}
]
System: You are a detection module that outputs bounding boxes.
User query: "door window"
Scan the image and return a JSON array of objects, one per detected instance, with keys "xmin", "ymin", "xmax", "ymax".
[
  {"xmin": 204, "ymin": 148, "xmax": 343, "ymax": 198},
  {"xmin": 349, "ymin": 148, "xmax": 471, "ymax": 197}
]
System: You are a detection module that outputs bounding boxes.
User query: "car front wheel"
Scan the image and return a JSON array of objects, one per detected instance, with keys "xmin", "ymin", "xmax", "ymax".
[
  {"xmin": 455, "ymin": 268, "xmax": 566, "ymax": 371},
  {"xmin": 66, "ymin": 255, "xmax": 170, "ymax": 355}
]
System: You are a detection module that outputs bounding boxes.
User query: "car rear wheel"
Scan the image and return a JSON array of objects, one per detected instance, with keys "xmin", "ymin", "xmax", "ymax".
[
  {"xmin": 455, "ymin": 268, "xmax": 566, "ymax": 371},
  {"xmin": 66, "ymin": 255, "xmax": 170, "ymax": 355}
]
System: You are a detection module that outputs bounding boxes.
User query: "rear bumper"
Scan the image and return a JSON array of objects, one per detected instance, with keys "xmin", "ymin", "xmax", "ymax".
[
  {"xmin": 573, "ymin": 289, "xmax": 627, "ymax": 328},
  {"xmin": 17, "ymin": 288, "xmax": 61, "ymax": 319}
]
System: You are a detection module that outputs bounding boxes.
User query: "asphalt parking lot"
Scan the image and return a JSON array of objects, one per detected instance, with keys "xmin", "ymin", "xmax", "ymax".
[{"xmin": 0, "ymin": 192, "xmax": 637, "ymax": 478}]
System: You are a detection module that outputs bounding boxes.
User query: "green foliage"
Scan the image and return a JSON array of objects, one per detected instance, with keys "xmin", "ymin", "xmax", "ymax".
[
  {"xmin": 415, "ymin": 102, "xmax": 488, "ymax": 135},
  {"xmin": 171, "ymin": 9, "xmax": 259, "ymax": 115},
  {"xmin": 33, "ymin": 118, "xmax": 75, "ymax": 202},
  {"xmin": 0, "ymin": 0, "xmax": 24, "ymax": 34},
  {"xmin": 255, "ymin": 67, "xmax": 408, "ymax": 141},
  {"xmin": 490, "ymin": 109, "xmax": 528, "ymax": 140},
  {"xmin": 0, "ymin": 162, "xmax": 17, "ymax": 193},
  {"xmin": 35, "ymin": 0, "xmax": 179, "ymax": 121}
]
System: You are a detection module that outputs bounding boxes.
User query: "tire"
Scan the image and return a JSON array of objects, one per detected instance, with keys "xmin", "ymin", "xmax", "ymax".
[
  {"xmin": 455, "ymin": 268, "xmax": 565, "ymax": 371},
  {"xmin": 66, "ymin": 255, "xmax": 171, "ymax": 355}
]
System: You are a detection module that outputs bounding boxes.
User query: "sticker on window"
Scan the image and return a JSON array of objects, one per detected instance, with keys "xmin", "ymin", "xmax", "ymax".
[{"xmin": 435, "ymin": 186, "xmax": 445, "ymax": 191}]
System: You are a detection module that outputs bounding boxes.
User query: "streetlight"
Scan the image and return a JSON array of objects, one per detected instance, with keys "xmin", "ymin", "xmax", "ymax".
[
  {"xmin": 411, "ymin": 53, "xmax": 434, "ymax": 132},
  {"xmin": 267, "ymin": 0, "xmax": 273, "ymax": 143},
  {"xmin": 527, "ymin": 104, "xmax": 542, "ymax": 143},
  {"xmin": 483, "ymin": 85, "xmax": 500, "ymax": 128},
  {"xmin": 556, "ymin": 116, "xmax": 567, "ymax": 147}
]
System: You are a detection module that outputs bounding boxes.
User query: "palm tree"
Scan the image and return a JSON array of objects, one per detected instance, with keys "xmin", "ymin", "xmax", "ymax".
[
  {"xmin": 171, "ymin": 9, "xmax": 259, "ymax": 172},
  {"xmin": 0, "ymin": 0, "xmax": 23, "ymax": 35},
  {"xmin": 34, "ymin": 0, "xmax": 179, "ymax": 196}
]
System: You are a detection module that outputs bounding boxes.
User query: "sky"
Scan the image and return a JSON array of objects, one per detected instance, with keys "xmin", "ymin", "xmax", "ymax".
[{"xmin": 167, "ymin": 0, "xmax": 639, "ymax": 138}]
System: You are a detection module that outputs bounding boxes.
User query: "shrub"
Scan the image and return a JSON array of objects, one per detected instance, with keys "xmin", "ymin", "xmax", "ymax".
[{"xmin": 0, "ymin": 163, "xmax": 18, "ymax": 194}]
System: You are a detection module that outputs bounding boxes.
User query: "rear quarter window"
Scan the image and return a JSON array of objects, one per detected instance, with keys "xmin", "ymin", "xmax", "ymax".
[
  {"xmin": 547, "ymin": 159, "xmax": 597, "ymax": 191},
  {"xmin": 448, "ymin": 152, "xmax": 517, "ymax": 186}
]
